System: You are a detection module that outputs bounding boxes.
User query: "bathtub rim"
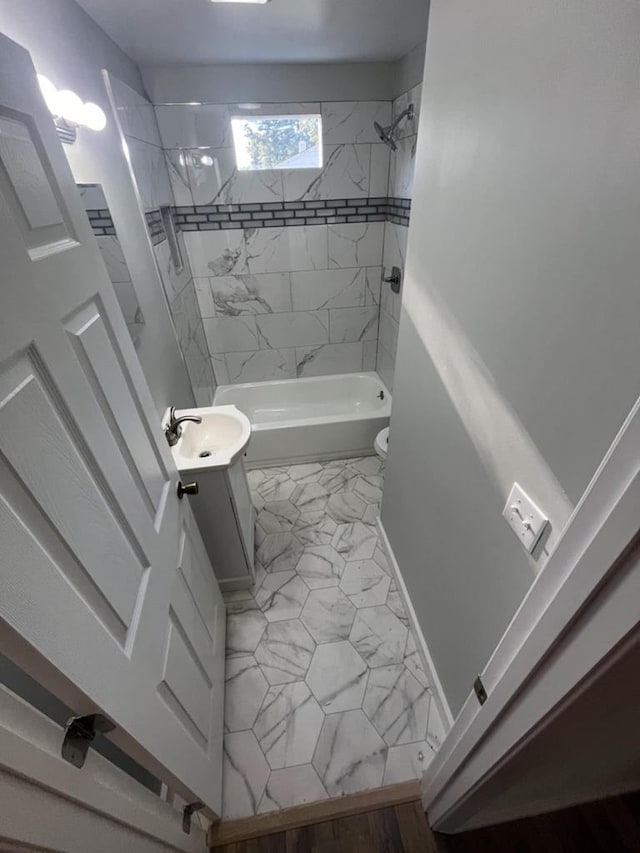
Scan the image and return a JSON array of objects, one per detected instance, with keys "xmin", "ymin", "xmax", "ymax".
[{"xmin": 213, "ymin": 371, "xmax": 391, "ymax": 431}]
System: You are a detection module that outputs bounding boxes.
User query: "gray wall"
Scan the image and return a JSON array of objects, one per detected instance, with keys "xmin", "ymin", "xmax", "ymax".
[
  {"xmin": 383, "ymin": 0, "xmax": 640, "ymax": 715},
  {"xmin": 0, "ymin": 0, "xmax": 194, "ymax": 416},
  {"xmin": 393, "ymin": 40, "xmax": 427, "ymax": 99},
  {"xmin": 142, "ymin": 42, "xmax": 430, "ymax": 107},
  {"xmin": 142, "ymin": 61, "xmax": 399, "ymax": 105}
]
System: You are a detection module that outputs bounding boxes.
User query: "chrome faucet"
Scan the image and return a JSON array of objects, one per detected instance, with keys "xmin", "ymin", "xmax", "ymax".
[{"xmin": 165, "ymin": 406, "xmax": 202, "ymax": 447}]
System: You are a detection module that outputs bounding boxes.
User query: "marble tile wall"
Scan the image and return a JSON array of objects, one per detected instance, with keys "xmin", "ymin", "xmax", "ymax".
[
  {"xmin": 377, "ymin": 82, "xmax": 422, "ymax": 392},
  {"xmin": 110, "ymin": 78, "xmax": 217, "ymax": 405},
  {"xmin": 156, "ymin": 101, "xmax": 393, "ymax": 384},
  {"xmin": 185, "ymin": 224, "xmax": 383, "ymax": 383},
  {"xmin": 79, "ymin": 183, "xmax": 145, "ymax": 347}
]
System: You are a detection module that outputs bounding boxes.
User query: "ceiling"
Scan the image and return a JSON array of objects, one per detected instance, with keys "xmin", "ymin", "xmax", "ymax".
[{"xmin": 75, "ymin": 0, "xmax": 430, "ymax": 66}]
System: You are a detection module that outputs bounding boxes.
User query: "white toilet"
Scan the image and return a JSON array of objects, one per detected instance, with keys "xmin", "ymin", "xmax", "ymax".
[{"xmin": 374, "ymin": 426, "xmax": 389, "ymax": 460}]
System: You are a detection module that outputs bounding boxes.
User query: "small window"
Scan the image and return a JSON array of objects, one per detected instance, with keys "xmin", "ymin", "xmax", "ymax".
[{"xmin": 231, "ymin": 115, "xmax": 322, "ymax": 171}]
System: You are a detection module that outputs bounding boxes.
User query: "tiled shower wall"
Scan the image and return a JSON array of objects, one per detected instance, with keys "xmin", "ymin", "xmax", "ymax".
[
  {"xmin": 110, "ymin": 77, "xmax": 217, "ymax": 406},
  {"xmin": 79, "ymin": 184, "xmax": 145, "ymax": 345},
  {"xmin": 155, "ymin": 101, "xmax": 415, "ymax": 385},
  {"xmin": 377, "ymin": 83, "xmax": 422, "ymax": 392}
]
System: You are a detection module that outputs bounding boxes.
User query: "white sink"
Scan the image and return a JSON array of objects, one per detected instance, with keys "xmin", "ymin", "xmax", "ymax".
[{"xmin": 167, "ymin": 405, "xmax": 252, "ymax": 472}]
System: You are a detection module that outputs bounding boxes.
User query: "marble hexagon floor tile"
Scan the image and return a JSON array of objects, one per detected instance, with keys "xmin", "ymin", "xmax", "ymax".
[
  {"xmin": 363, "ymin": 664, "xmax": 431, "ymax": 746},
  {"xmin": 306, "ymin": 640, "xmax": 368, "ymax": 713},
  {"xmin": 350, "ymin": 456, "xmax": 384, "ymax": 477},
  {"xmin": 222, "ymin": 731, "xmax": 270, "ymax": 819},
  {"xmin": 254, "ymin": 469, "xmax": 296, "ymax": 502},
  {"xmin": 296, "ymin": 544, "xmax": 345, "ymax": 589},
  {"xmin": 293, "ymin": 511, "xmax": 338, "ymax": 546},
  {"xmin": 221, "ymin": 456, "xmax": 446, "ymax": 819},
  {"xmin": 226, "ymin": 601, "xmax": 268, "ymax": 657},
  {"xmin": 332, "ymin": 521, "xmax": 378, "ymax": 561},
  {"xmin": 353, "ymin": 475, "xmax": 384, "ymax": 505},
  {"xmin": 349, "ymin": 604, "xmax": 408, "ymax": 667},
  {"xmin": 404, "ymin": 632, "xmax": 430, "ymax": 686},
  {"xmin": 383, "ymin": 741, "xmax": 433, "ymax": 786},
  {"xmin": 312, "ymin": 709, "xmax": 387, "ymax": 796},
  {"xmin": 340, "ymin": 558, "xmax": 391, "ymax": 607},
  {"xmin": 286, "ymin": 462, "xmax": 323, "ymax": 483},
  {"xmin": 255, "ymin": 619, "xmax": 315, "ymax": 684},
  {"xmin": 300, "ymin": 587, "xmax": 356, "ymax": 642},
  {"xmin": 387, "ymin": 587, "xmax": 410, "ymax": 627},
  {"xmin": 256, "ymin": 531, "xmax": 305, "ymax": 573},
  {"xmin": 225, "ymin": 655, "xmax": 269, "ymax": 732},
  {"xmin": 253, "ymin": 682, "xmax": 324, "ymax": 770},
  {"xmin": 290, "ymin": 482, "xmax": 330, "ymax": 512},
  {"xmin": 255, "ymin": 571, "xmax": 310, "ymax": 622},
  {"xmin": 318, "ymin": 463, "xmax": 360, "ymax": 494},
  {"xmin": 326, "ymin": 492, "xmax": 367, "ymax": 523},
  {"xmin": 257, "ymin": 500, "xmax": 300, "ymax": 534},
  {"xmin": 258, "ymin": 764, "xmax": 328, "ymax": 813}
]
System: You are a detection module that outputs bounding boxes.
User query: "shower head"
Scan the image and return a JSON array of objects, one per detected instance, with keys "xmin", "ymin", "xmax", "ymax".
[
  {"xmin": 374, "ymin": 120, "xmax": 398, "ymax": 151},
  {"xmin": 373, "ymin": 103, "xmax": 415, "ymax": 151}
]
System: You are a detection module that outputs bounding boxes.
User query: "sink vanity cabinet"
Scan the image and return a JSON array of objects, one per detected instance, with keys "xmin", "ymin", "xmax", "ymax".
[
  {"xmin": 166, "ymin": 405, "xmax": 256, "ymax": 590},
  {"xmin": 187, "ymin": 458, "xmax": 255, "ymax": 590}
]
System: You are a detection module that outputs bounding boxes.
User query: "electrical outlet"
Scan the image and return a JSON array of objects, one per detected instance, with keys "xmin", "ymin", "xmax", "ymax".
[{"xmin": 503, "ymin": 483, "xmax": 549, "ymax": 554}]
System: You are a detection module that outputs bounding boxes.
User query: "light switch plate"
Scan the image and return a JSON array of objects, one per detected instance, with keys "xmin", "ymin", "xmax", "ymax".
[{"xmin": 503, "ymin": 483, "xmax": 549, "ymax": 554}]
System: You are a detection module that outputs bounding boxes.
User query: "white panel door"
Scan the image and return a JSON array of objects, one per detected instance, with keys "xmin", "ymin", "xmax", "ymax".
[{"xmin": 0, "ymin": 33, "xmax": 225, "ymax": 816}]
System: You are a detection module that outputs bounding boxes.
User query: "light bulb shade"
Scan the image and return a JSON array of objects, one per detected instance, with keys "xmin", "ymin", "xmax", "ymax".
[
  {"xmin": 56, "ymin": 90, "xmax": 84, "ymax": 124},
  {"xmin": 82, "ymin": 102, "xmax": 107, "ymax": 132},
  {"xmin": 37, "ymin": 74, "xmax": 60, "ymax": 114}
]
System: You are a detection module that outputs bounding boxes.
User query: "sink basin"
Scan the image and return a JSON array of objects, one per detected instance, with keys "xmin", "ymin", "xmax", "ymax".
[{"xmin": 167, "ymin": 405, "xmax": 252, "ymax": 472}]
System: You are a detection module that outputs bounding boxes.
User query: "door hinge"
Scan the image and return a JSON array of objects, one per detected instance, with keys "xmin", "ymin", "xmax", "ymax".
[
  {"xmin": 61, "ymin": 713, "xmax": 115, "ymax": 768},
  {"xmin": 474, "ymin": 676, "xmax": 488, "ymax": 706},
  {"xmin": 183, "ymin": 801, "xmax": 205, "ymax": 834}
]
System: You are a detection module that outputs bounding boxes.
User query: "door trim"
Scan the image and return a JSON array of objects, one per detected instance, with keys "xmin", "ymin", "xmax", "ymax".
[
  {"xmin": 422, "ymin": 392, "xmax": 640, "ymax": 830},
  {"xmin": 0, "ymin": 685, "xmax": 205, "ymax": 853}
]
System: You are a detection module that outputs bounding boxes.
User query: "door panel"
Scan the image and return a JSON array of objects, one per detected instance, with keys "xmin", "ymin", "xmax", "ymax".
[
  {"xmin": 0, "ymin": 349, "xmax": 148, "ymax": 635},
  {"xmin": 0, "ymin": 109, "xmax": 76, "ymax": 256},
  {"xmin": 64, "ymin": 299, "xmax": 169, "ymax": 523},
  {"xmin": 0, "ymin": 33, "xmax": 224, "ymax": 815},
  {"xmin": 161, "ymin": 511, "xmax": 225, "ymax": 757}
]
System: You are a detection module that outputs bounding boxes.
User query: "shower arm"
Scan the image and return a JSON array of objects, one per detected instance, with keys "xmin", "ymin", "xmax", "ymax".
[{"xmin": 389, "ymin": 103, "xmax": 415, "ymax": 135}]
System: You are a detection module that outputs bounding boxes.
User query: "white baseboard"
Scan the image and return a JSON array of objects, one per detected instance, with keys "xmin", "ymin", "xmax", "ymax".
[
  {"xmin": 244, "ymin": 448, "xmax": 376, "ymax": 470},
  {"xmin": 219, "ymin": 577, "xmax": 253, "ymax": 592},
  {"xmin": 377, "ymin": 518, "xmax": 455, "ymax": 729}
]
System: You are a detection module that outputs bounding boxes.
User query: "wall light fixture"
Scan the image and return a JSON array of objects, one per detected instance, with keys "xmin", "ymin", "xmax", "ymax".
[{"xmin": 37, "ymin": 74, "xmax": 107, "ymax": 143}]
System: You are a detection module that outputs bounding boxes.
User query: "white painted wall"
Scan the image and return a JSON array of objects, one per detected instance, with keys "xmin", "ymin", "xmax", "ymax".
[
  {"xmin": 383, "ymin": 0, "xmax": 640, "ymax": 715},
  {"xmin": 0, "ymin": 0, "xmax": 194, "ymax": 415}
]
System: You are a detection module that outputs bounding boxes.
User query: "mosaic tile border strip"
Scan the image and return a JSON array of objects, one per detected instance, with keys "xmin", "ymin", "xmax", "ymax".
[
  {"xmin": 87, "ymin": 197, "xmax": 411, "ymax": 245},
  {"xmin": 86, "ymin": 209, "xmax": 116, "ymax": 236},
  {"xmin": 173, "ymin": 197, "xmax": 411, "ymax": 232},
  {"xmin": 86, "ymin": 207, "xmax": 167, "ymax": 246},
  {"xmin": 145, "ymin": 209, "xmax": 166, "ymax": 246}
]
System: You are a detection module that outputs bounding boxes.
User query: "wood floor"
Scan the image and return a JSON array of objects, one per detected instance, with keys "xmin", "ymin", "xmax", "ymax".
[
  {"xmin": 211, "ymin": 800, "xmax": 435, "ymax": 852},
  {"xmin": 211, "ymin": 789, "xmax": 640, "ymax": 852}
]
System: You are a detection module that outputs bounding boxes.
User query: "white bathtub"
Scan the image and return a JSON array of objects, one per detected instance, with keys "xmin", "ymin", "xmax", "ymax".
[{"xmin": 213, "ymin": 372, "xmax": 391, "ymax": 466}]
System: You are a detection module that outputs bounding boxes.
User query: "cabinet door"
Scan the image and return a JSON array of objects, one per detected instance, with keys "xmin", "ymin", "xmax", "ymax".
[{"xmin": 227, "ymin": 460, "xmax": 255, "ymax": 571}]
